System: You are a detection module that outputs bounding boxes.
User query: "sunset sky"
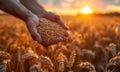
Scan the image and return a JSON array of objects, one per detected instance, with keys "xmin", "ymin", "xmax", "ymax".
[{"xmin": 39, "ymin": 0, "xmax": 120, "ymax": 15}]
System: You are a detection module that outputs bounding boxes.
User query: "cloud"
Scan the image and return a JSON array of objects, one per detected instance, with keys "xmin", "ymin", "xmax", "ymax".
[
  {"xmin": 106, "ymin": 5, "xmax": 120, "ymax": 12},
  {"xmin": 115, "ymin": 0, "xmax": 119, "ymax": 4},
  {"xmin": 39, "ymin": 0, "xmax": 120, "ymax": 14}
]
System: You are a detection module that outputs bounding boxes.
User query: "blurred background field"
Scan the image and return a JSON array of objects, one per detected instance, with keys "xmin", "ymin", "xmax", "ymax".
[
  {"xmin": 1, "ymin": 0, "xmax": 120, "ymax": 72},
  {"xmin": 0, "ymin": 14, "xmax": 120, "ymax": 72}
]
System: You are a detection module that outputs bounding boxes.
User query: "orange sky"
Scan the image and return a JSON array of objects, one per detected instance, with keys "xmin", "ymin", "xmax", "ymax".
[{"xmin": 39, "ymin": 0, "xmax": 120, "ymax": 15}]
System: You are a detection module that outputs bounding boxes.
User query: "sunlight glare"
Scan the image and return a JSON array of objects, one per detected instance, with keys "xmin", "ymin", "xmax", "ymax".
[{"xmin": 80, "ymin": 5, "xmax": 93, "ymax": 14}]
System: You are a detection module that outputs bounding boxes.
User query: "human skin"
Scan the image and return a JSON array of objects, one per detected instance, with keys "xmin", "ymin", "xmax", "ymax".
[
  {"xmin": 0, "ymin": 0, "xmax": 68, "ymax": 44},
  {"xmin": 0, "ymin": 0, "xmax": 42, "ymax": 43},
  {"xmin": 20, "ymin": 0, "xmax": 68, "ymax": 29}
]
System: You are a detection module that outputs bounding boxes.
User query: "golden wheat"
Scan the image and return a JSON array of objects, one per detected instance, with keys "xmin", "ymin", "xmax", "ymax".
[
  {"xmin": 78, "ymin": 62, "xmax": 96, "ymax": 72},
  {"xmin": 0, "ymin": 51, "xmax": 11, "ymax": 62},
  {"xmin": 0, "ymin": 51, "xmax": 11, "ymax": 72},
  {"xmin": 39, "ymin": 55, "xmax": 53, "ymax": 70},
  {"xmin": 37, "ymin": 18, "xmax": 68, "ymax": 46},
  {"xmin": 56, "ymin": 53, "xmax": 67, "ymax": 72},
  {"xmin": 22, "ymin": 48, "xmax": 38, "ymax": 60},
  {"xmin": 29, "ymin": 63, "xmax": 42, "ymax": 72},
  {"xmin": 1, "ymin": 15, "xmax": 120, "ymax": 72},
  {"xmin": 67, "ymin": 50, "xmax": 76, "ymax": 68},
  {"xmin": 54, "ymin": 45, "xmax": 67, "ymax": 59}
]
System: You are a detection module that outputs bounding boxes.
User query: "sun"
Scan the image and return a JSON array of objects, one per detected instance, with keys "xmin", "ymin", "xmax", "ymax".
[{"xmin": 80, "ymin": 5, "xmax": 93, "ymax": 15}]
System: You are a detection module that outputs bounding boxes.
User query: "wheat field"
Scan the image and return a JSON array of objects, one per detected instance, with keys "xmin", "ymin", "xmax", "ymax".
[{"xmin": 0, "ymin": 15, "xmax": 120, "ymax": 72}]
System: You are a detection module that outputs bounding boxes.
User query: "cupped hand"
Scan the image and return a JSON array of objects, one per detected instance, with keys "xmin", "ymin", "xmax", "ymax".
[
  {"xmin": 39, "ymin": 12, "xmax": 68, "ymax": 30},
  {"xmin": 26, "ymin": 15, "xmax": 42, "ymax": 43}
]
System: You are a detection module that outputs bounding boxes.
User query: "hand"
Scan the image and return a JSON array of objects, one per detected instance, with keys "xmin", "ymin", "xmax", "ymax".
[
  {"xmin": 26, "ymin": 15, "xmax": 42, "ymax": 43},
  {"xmin": 39, "ymin": 12, "xmax": 68, "ymax": 30}
]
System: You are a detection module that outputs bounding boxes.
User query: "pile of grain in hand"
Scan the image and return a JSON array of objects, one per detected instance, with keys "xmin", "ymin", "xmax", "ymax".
[{"xmin": 37, "ymin": 18, "xmax": 68, "ymax": 47}]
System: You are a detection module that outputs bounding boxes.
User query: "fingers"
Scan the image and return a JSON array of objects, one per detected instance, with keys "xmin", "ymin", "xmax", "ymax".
[
  {"xmin": 56, "ymin": 16, "xmax": 69, "ymax": 30},
  {"xmin": 27, "ymin": 21, "xmax": 42, "ymax": 43},
  {"xmin": 39, "ymin": 12, "xmax": 69, "ymax": 30},
  {"xmin": 41, "ymin": 12, "xmax": 56, "ymax": 21},
  {"xmin": 31, "ymin": 30, "xmax": 42, "ymax": 43}
]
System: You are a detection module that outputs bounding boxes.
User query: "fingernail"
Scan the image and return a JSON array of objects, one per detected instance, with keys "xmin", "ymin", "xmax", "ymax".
[{"xmin": 64, "ymin": 25, "xmax": 69, "ymax": 30}]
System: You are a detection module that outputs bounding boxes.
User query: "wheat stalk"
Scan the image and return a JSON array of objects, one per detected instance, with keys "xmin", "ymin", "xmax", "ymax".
[
  {"xmin": 106, "ymin": 56, "xmax": 120, "ymax": 72},
  {"xmin": 22, "ymin": 48, "xmax": 40, "ymax": 72},
  {"xmin": 0, "ymin": 51, "xmax": 11, "ymax": 72},
  {"xmin": 22, "ymin": 48, "xmax": 38, "ymax": 60},
  {"xmin": 56, "ymin": 53, "xmax": 67, "ymax": 72},
  {"xmin": 39, "ymin": 55, "xmax": 54, "ymax": 70},
  {"xmin": 0, "ymin": 51, "xmax": 11, "ymax": 62},
  {"xmin": 0, "ymin": 61, "xmax": 7, "ymax": 72},
  {"xmin": 43, "ymin": 68, "xmax": 50, "ymax": 72},
  {"xmin": 29, "ymin": 63, "xmax": 42, "ymax": 72},
  {"xmin": 57, "ymin": 60, "xmax": 64, "ymax": 72},
  {"xmin": 17, "ymin": 47, "xmax": 21, "ymax": 62},
  {"xmin": 78, "ymin": 62, "xmax": 96, "ymax": 72},
  {"xmin": 54, "ymin": 46, "xmax": 67, "ymax": 60},
  {"xmin": 66, "ymin": 50, "xmax": 76, "ymax": 68},
  {"xmin": 79, "ymin": 49, "xmax": 95, "ymax": 62}
]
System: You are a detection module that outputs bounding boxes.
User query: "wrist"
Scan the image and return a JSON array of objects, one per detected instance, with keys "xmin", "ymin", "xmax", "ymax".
[
  {"xmin": 24, "ymin": 12, "xmax": 38, "ymax": 22},
  {"xmin": 37, "ymin": 11, "xmax": 48, "ymax": 17},
  {"xmin": 26, "ymin": 14, "xmax": 39, "ymax": 26}
]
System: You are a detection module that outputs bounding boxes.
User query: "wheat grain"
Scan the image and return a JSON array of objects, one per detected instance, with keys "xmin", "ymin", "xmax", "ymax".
[
  {"xmin": 22, "ymin": 53, "xmax": 38, "ymax": 60},
  {"xmin": 37, "ymin": 18, "xmax": 68, "ymax": 46},
  {"xmin": 58, "ymin": 60, "xmax": 64, "ymax": 72},
  {"xmin": 56, "ymin": 53, "xmax": 67, "ymax": 72},
  {"xmin": 106, "ymin": 56, "xmax": 120, "ymax": 72},
  {"xmin": 54, "ymin": 46, "xmax": 67, "ymax": 59},
  {"xmin": 0, "ymin": 51, "xmax": 11, "ymax": 72},
  {"xmin": 22, "ymin": 48, "xmax": 41, "ymax": 72},
  {"xmin": 78, "ymin": 62, "xmax": 96, "ymax": 72},
  {"xmin": 22, "ymin": 48, "xmax": 38, "ymax": 60},
  {"xmin": 0, "ymin": 61, "xmax": 7, "ymax": 72},
  {"xmin": 0, "ymin": 51, "xmax": 11, "ymax": 62},
  {"xmin": 57, "ymin": 53, "xmax": 65, "ymax": 72},
  {"xmin": 67, "ymin": 50, "xmax": 76, "ymax": 68},
  {"xmin": 43, "ymin": 68, "xmax": 49, "ymax": 72},
  {"xmin": 39, "ymin": 55, "xmax": 54, "ymax": 69},
  {"xmin": 79, "ymin": 49, "xmax": 95, "ymax": 62},
  {"xmin": 29, "ymin": 63, "xmax": 42, "ymax": 72}
]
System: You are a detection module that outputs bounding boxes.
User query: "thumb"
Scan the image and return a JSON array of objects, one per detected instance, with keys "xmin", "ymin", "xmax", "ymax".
[
  {"xmin": 56, "ymin": 19, "xmax": 69, "ymax": 30},
  {"xmin": 56, "ymin": 16, "xmax": 68, "ymax": 30},
  {"xmin": 31, "ymin": 30, "xmax": 42, "ymax": 44},
  {"xmin": 27, "ymin": 22, "xmax": 42, "ymax": 43}
]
